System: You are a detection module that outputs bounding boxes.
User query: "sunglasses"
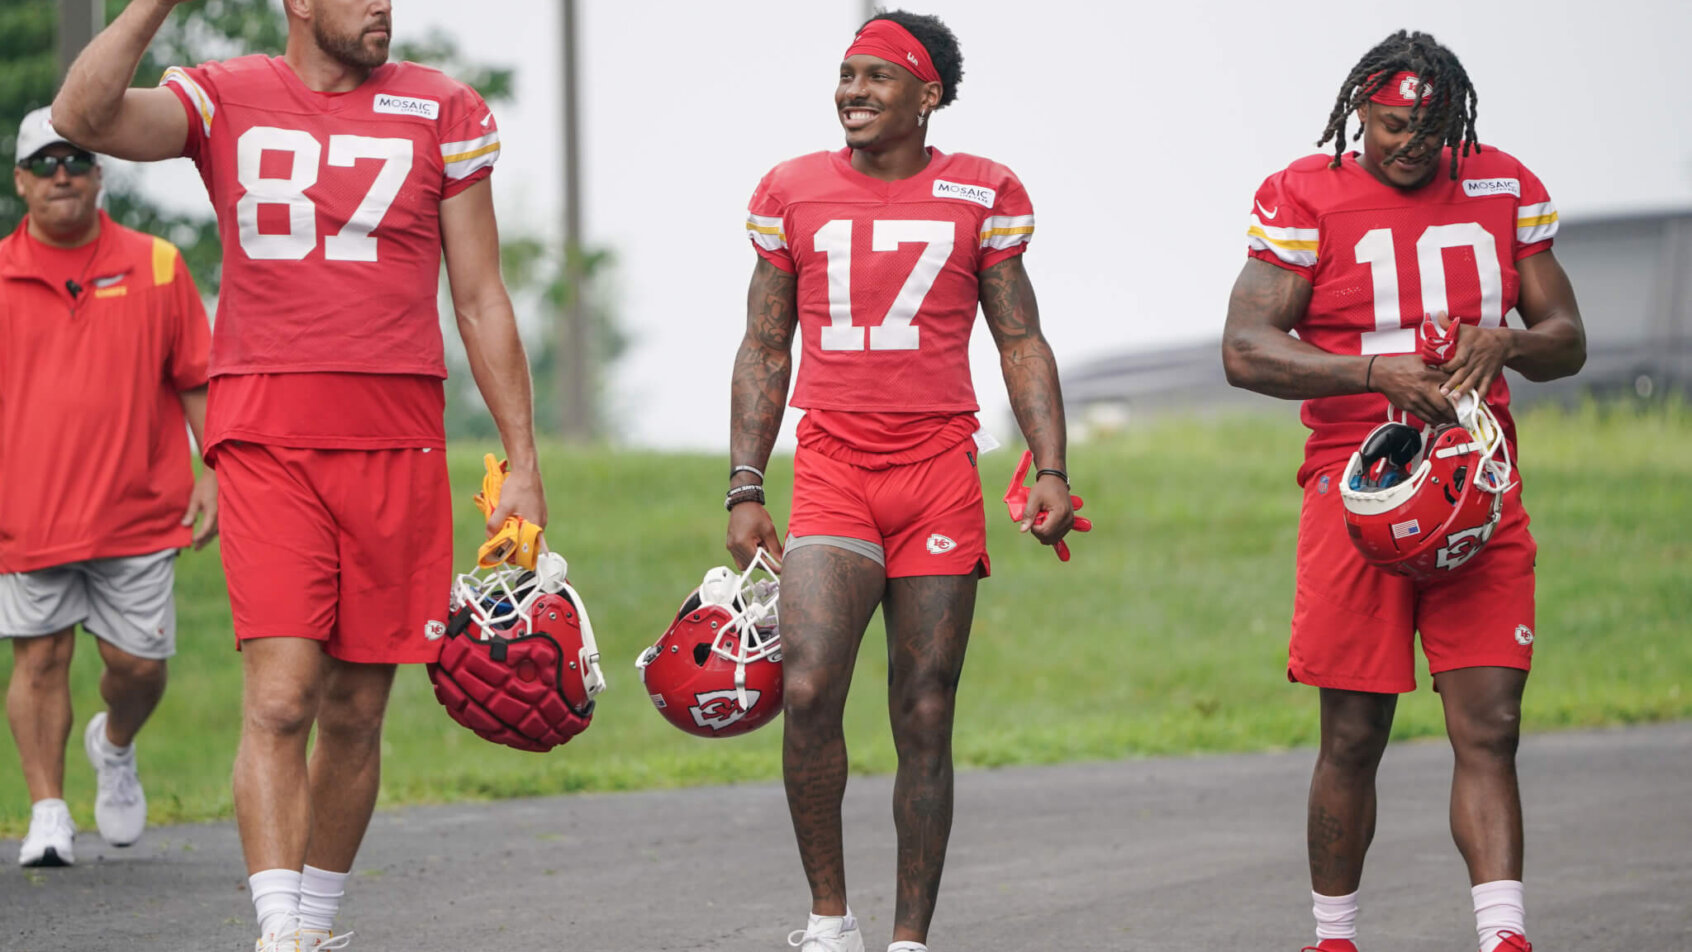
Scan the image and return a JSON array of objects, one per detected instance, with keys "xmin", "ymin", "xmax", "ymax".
[{"xmin": 18, "ymin": 153, "xmax": 97, "ymax": 178}]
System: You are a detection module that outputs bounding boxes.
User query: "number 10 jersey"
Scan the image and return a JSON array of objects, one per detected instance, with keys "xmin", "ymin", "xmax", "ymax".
[
  {"xmin": 746, "ymin": 148, "xmax": 1034, "ymax": 416},
  {"xmin": 163, "ymin": 55, "xmax": 498, "ymax": 379},
  {"xmin": 1245, "ymin": 146, "xmax": 1559, "ymax": 486}
]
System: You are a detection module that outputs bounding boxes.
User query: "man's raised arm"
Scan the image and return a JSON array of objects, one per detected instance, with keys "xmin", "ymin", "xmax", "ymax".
[{"xmin": 52, "ymin": 0, "xmax": 192, "ymax": 161}]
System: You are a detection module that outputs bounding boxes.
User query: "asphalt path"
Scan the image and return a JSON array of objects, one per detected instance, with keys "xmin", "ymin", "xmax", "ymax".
[{"xmin": 2, "ymin": 722, "xmax": 1687, "ymax": 951}]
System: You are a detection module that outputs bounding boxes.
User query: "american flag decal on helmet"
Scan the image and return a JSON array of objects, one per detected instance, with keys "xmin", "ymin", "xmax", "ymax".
[{"xmin": 1390, "ymin": 519, "xmax": 1421, "ymax": 540}]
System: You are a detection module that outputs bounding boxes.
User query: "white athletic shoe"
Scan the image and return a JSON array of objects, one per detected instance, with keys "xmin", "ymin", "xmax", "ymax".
[
  {"xmin": 788, "ymin": 913, "xmax": 866, "ymax": 952},
  {"xmin": 84, "ymin": 712, "xmax": 147, "ymax": 846},
  {"xmin": 299, "ymin": 928, "xmax": 354, "ymax": 951},
  {"xmin": 254, "ymin": 918, "xmax": 303, "ymax": 952},
  {"xmin": 18, "ymin": 798, "xmax": 76, "ymax": 867}
]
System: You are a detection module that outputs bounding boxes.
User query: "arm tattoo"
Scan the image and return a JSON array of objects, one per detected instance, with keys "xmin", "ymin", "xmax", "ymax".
[
  {"xmin": 980, "ymin": 257, "xmax": 1066, "ymax": 470},
  {"xmin": 730, "ymin": 258, "xmax": 798, "ymax": 479},
  {"xmin": 1223, "ymin": 259, "xmax": 1371, "ymax": 400}
]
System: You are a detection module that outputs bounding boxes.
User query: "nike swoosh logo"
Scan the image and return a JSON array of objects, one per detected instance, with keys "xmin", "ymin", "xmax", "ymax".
[
  {"xmin": 1256, "ymin": 201, "xmax": 1278, "ymax": 219},
  {"xmin": 481, "ymin": 113, "xmax": 493, "ymax": 128}
]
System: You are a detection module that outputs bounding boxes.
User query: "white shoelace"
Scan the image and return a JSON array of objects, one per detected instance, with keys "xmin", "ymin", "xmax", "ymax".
[
  {"xmin": 95, "ymin": 754, "xmax": 142, "ymax": 806},
  {"xmin": 787, "ymin": 927, "xmax": 850, "ymax": 950},
  {"xmin": 310, "ymin": 931, "xmax": 354, "ymax": 951}
]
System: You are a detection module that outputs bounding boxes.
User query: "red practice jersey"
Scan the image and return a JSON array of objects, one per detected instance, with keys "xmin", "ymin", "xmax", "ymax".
[
  {"xmin": 746, "ymin": 148, "xmax": 1033, "ymax": 450},
  {"xmin": 163, "ymin": 56, "xmax": 498, "ymax": 379},
  {"xmin": 1246, "ymin": 147, "xmax": 1558, "ymax": 485}
]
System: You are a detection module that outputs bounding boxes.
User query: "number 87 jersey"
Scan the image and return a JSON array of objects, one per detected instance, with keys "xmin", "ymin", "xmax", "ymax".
[
  {"xmin": 746, "ymin": 148, "xmax": 1034, "ymax": 414},
  {"xmin": 1245, "ymin": 146, "xmax": 1559, "ymax": 485},
  {"xmin": 162, "ymin": 56, "xmax": 498, "ymax": 378}
]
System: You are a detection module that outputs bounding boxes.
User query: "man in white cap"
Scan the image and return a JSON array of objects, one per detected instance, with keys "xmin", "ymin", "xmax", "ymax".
[{"xmin": 2, "ymin": 106, "xmax": 216, "ymax": 867}]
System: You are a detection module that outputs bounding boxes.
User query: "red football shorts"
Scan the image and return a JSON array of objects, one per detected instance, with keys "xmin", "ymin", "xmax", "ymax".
[
  {"xmin": 1289, "ymin": 462, "xmax": 1537, "ymax": 693},
  {"xmin": 787, "ymin": 438, "xmax": 989, "ymax": 579},
  {"xmin": 216, "ymin": 442, "xmax": 452, "ymax": 664}
]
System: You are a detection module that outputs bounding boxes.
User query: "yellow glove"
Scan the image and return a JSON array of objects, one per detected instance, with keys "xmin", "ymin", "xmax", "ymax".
[
  {"xmin": 472, "ymin": 453, "xmax": 505, "ymax": 520},
  {"xmin": 478, "ymin": 517, "xmax": 543, "ymax": 571},
  {"xmin": 471, "ymin": 454, "xmax": 544, "ymax": 571}
]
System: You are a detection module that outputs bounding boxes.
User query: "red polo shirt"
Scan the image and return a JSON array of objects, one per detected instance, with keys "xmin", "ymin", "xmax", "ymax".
[{"xmin": 0, "ymin": 213, "xmax": 212, "ymax": 573}]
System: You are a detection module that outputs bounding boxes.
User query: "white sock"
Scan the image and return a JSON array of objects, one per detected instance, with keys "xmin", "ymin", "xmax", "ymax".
[
  {"xmin": 94, "ymin": 718, "xmax": 133, "ymax": 759},
  {"xmin": 1473, "ymin": 880, "xmax": 1525, "ymax": 952},
  {"xmin": 31, "ymin": 797, "xmax": 70, "ymax": 817},
  {"xmin": 299, "ymin": 864, "xmax": 350, "ymax": 932},
  {"xmin": 1313, "ymin": 889, "xmax": 1359, "ymax": 941},
  {"xmin": 888, "ymin": 943, "xmax": 929, "ymax": 952},
  {"xmin": 249, "ymin": 868, "xmax": 302, "ymax": 939}
]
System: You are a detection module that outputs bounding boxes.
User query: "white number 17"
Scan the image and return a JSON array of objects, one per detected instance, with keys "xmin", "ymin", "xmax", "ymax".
[{"xmin": 813, "ymin": 218, "xmax": 954, "ymax": 351}]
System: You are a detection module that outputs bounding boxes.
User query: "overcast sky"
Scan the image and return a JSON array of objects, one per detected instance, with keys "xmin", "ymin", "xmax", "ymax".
[{"xmin": 138, "ymin": 0, "xmax": 1692, "ymax": 449}]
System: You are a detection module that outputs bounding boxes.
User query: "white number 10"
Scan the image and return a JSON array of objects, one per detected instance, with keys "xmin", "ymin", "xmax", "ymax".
[
  {"xmin": 1355, "ymin": 222, "xmax": 1504, "ymax": 354},
  {"xmin": 813, "ymin": 218, "xmax": 954, "ymax": 351},
  {"xmin": 235, "ymin": 126, "xmax": 414, "ymax": 262}
]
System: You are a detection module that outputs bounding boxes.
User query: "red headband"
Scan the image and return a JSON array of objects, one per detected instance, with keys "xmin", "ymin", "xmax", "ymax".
[
  {"xmin": 844, "ymin": 19, "xmax": 942, "ymax": 89},
  {"xmin": 1368, "ymin": 71, "xmax": 1435, "ymax": 107}
]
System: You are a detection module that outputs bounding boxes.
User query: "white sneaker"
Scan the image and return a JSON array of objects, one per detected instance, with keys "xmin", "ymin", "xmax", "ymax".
[
  {"xmin": 299, "ymin": 928, "xmax": 354, "ymax": 951},
  {"xmin": 254, "ymin": 918, "xmax": 303, "ymax": 952},
  {"xmin": 788, "ymin": 912, "xmax": 866, "ymax": 952},
  {"xmin": 84, "ymin": 711, "xmax": 147, "ymax": 846},
  {"xmin": 18, "ymin": 798, "xmax": 76, "ymax": 867}
]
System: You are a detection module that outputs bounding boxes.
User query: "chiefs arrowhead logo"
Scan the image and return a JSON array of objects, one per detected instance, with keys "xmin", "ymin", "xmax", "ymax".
[{"xmin": 689, "ymin": 689, "xmax": 761, "ymax": 731}]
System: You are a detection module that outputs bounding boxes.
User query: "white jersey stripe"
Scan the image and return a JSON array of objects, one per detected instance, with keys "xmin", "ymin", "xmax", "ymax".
[
  {"xmin": 161, "ymin": 67, "xmax": 215, "ymax": 139},
  {"xmin": 1247, "ymin": 213, "xmax": 1318, "ymax": 267},
  {"xmin": 980, "ymin": 214, "xmax": 1034, "ymax": 250},
  {"xmin": 746, "ymin": 213, "xmax": 787, "ymax": 251},
  {"xmin": 1516, "ymin": 200, "xmax": 1559, "ymax": 244}
]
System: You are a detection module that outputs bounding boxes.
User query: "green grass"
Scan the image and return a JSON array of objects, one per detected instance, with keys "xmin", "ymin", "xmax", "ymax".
[{"xmin": 3, "ymin": 401, "xmax": 1689, "ymax": 836}]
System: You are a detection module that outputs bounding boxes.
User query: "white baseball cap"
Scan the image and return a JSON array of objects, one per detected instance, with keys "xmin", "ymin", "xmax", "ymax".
[{"xmin": 15, "ymin": 106, "xmax": 96, "ymax": 165}]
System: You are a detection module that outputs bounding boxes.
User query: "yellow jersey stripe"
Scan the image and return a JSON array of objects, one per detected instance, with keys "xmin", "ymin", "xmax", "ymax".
[
  {"xmin": 1247, "ymin": 226, "xmax": 1317, "ymax": 252},
  {"xmin": 443, "ymin": 141, "xmax": 501, "ymax": 165},
  {"xmin": 1516, "ymin": 212, "xmax": 1558, "ymax": 228}
]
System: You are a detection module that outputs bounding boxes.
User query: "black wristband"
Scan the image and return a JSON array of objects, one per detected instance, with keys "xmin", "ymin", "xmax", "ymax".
[
  {"xmin": 725, "ymin": 485, "xmax": 766, "ymax": 511},
  {"xmin": 1365, "ymin": 354, "xmax": 1379, "ymax": 393},
  {"xmin": 1035, "ymin": 467, "xmax": 1069, "ymax": 487}
]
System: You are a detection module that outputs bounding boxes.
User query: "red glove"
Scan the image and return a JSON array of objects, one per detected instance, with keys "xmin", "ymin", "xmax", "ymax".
[{"xmin": 1003, "ymin": 450, "xmax": 1092, "ymax": 562}]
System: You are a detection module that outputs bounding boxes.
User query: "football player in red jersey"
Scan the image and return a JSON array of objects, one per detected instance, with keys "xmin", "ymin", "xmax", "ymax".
[
  {"xmin": 1222, "ymin": 31, "xmax": 1586, "ymax": 952},
  {"xmin": 52, "ymin": 1, "xmax": 545, "ymax": 948},
  {"xmin": 727, "ymin": 11, "xmax": 1073, "ymax": 952}
]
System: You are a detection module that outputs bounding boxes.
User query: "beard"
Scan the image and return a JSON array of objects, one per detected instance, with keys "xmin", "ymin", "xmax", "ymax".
[{"xmin": 313, "ymin": 18, "xmax": 390, "ymax": 70}]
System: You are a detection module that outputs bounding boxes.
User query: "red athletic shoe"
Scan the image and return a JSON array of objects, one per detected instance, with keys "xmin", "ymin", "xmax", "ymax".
[
  {"xmin": 1494, "ymin": 933, "xmax": 1532, "ymax": 952},
  {"xmin": 1302, "ymin": 941, "xmax": 1358, "ymax": 952}
]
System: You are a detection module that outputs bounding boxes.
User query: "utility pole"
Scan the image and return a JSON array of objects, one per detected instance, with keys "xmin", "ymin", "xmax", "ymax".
[
  {"xmin": 557, "ymin": 0, "xmax": 593, "ymax": 442},
  {"xmin": 57, "ymin": 0, "xmax": 103, "ymax": 81}
]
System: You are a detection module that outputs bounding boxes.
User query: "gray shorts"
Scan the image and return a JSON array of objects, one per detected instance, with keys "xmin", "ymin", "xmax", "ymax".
[{"xmin": 0, "ymin": 550, "xmax": 179, "ymax": 659}]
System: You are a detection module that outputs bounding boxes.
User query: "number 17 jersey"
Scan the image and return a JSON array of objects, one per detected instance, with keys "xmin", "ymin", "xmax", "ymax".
[{"xmin": 746, "ymin": 148, "xmax": 1034, "ymax": 417}]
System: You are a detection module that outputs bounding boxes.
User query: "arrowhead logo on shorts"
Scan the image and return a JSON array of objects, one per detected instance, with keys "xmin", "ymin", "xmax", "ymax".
[
  {"xmin": 926, "ymin": 533, "xmax": 957, "ymax": 555},
  {"xmin": 690, "ymin": 689, "xmax": 761, "ymax": 731},
  {"xmin": 424, "ymin": 619, "xmax": 448, "ymax": 641},
  {"xmin": 1514, "ymin": 624, "xmax": 1535, "ymax": 646}
]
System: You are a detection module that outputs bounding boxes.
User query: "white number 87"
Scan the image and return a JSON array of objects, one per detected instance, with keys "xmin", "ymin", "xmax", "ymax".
[{"xmin": 235, "ymin": 126, "xmax": 413, "ymax": 262}]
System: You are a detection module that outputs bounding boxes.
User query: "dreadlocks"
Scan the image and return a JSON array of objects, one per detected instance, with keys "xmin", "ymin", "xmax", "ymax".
[{"xmin": 1317, "ymin": 30, "xmax": 1480, "ymax": 180}]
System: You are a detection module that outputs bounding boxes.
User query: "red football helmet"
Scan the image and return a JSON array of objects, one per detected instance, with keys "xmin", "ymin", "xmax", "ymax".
[
  {"xmin": 1340, "ymin": 394, "xmax": 1515, "ymax": 580},
  {"xmin": 636, "ymin": 549, "xmax": 782, "ymax": 738},
  {"xmin": 427, "ymin": 551, "xmax": 607, "ymax": 752}
]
